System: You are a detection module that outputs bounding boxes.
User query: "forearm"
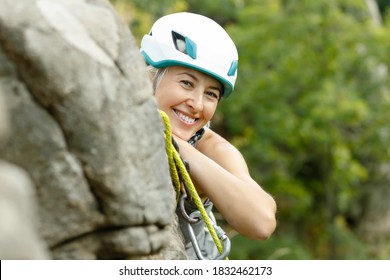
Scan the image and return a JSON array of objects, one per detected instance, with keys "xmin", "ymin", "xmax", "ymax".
[{"xmin": 176, "ymin": 138, "xmax": 277, "ymax": 239}]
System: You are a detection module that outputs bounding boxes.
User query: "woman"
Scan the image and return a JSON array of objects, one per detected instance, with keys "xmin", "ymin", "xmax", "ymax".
[{"xmin": 140, "ymin": 12, "xmax": 276, "ymax": 259}]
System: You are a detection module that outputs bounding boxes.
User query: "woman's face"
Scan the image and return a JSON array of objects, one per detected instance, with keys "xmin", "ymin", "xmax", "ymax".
[{"xmin": 155, "ymin": 66, "xmax": 222, "ymax": 141}]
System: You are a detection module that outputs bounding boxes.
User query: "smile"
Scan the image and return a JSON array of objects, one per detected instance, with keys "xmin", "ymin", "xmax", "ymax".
[{"xmin": 174, "ymin": 109, "xmax": 197, "ymax": 125}]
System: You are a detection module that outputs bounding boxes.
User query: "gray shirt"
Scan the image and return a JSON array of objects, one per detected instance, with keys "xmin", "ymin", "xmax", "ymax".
[{"xmin": 176, "ymin": 198, "xmax": 229, "ymax": 260}]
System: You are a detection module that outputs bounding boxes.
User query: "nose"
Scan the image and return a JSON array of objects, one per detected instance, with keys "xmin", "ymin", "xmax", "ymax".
[{"xmin": 187, "ymin": 91, "xmax": 204, "ymax": 112}]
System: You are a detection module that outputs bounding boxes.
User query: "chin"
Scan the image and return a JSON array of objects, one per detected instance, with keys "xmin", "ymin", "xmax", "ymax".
[{"xmin": 172, "ymin": 130, "xmax": 193, "ymax": 142}]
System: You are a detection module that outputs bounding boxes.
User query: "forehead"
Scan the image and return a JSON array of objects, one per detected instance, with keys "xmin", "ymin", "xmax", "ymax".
[{"xmin": 167, "ymin": 66, "xmax": 222, "ymax": 89}]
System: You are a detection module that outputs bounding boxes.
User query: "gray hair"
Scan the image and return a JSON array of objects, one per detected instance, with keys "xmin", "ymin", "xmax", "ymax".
[{"xmin": 147, "ymin": 66, "xmax": 168, "ymax": 93}]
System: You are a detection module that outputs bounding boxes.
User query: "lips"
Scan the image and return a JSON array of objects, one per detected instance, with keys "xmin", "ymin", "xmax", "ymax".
[{"xmin": 173, "ymin": 109, "xmax": 197, "ymax": 125}]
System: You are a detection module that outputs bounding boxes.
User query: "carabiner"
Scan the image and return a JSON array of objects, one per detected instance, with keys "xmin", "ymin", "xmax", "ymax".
[
  {"xmin": 186, "ymin": 211, "xmax": 231, "ymax": 260},
  {"xmin": 178, "ymin": 191, "xmax": 200, "ymax": 224}
]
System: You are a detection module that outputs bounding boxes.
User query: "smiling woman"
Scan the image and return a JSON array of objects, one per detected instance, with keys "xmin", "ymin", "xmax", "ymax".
[
  {"xmin": 154, "ymin": 66, "xmax": 220, "ymax": 141},
  {"xmin": 140, "ymin": 12, "xmax": 277, "ymax": 260}
]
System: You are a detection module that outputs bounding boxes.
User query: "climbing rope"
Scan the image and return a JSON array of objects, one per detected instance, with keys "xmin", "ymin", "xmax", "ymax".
[{"xmin": 159, "ymin": 110, "xmax": 227, "ymax": 259}]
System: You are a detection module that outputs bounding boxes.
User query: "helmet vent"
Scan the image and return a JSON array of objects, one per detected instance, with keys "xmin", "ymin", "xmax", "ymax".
[
  {"xmin": 172, "ymin": 31, "xmax": 186, "ymax": 53},
  {"xmin": 171, "ymin": 31, "xmax": 197, "ymax": 59}
]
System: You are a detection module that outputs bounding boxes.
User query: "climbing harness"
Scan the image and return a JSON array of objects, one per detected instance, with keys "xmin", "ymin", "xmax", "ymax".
[{"xmin": 160, "ymin": 110, "xmax": 230, "ymax": 260}]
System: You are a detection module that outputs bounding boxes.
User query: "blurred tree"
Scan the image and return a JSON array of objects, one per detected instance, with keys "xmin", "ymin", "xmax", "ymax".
[
  {"xmin": 376, "ymin": 0, "xmax": 390, "ymax": 15},
  {"xmin": 186, "ymin": 0, "xmax": 242, "ymax": 25},
  {"xmin": 220, "ymin": 0, "xmax": 390, "ymax": 259},
  {"xmin": 110, "ymin": 0, "xmax": 187, "ymax": 42}
]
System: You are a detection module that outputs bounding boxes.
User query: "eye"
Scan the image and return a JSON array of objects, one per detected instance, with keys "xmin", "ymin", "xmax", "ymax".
[
  {"xmin": 180, "ymin": 80, "xmax": 193, "ymax": 88},
  {"xmin": 205, "ymin": 90, "xmax": 220, "ymax": 100}
]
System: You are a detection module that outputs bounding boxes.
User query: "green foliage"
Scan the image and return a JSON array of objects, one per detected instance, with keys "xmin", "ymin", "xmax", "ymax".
[
  {"xmin": 186, "ymin": 0, "xmax": 243, "ymax": 25},
  {"xmin": 377, "ymin": 0, "xmax": 390, "ymax": 15},
  {"xmin": 110, "ymin": 0, "xmax": 187, "ymax": 42},
  {"xmin": 220, "ymin": 0, "xmax": 390, "ymax": 259},
  {"xmin": 229, "ymin": 234, "xmax": 312, "ymax": 260}
]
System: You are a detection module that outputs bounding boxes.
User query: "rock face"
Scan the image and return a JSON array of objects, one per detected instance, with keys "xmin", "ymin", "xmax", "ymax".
[
  {"xmin": 0, "ymin": 0, "xmax": 185, "ymax": 259},
  {"xmin": 0, "ymin": 160, "xmax": 50, "ymax": 260}
]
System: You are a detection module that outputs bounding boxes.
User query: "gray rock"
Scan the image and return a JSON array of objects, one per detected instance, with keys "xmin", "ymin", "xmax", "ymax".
[
  {"xmin": 0, "ymin": 0, "xmax": 185, "ymax": 259},
  {"xmin": 0, "ymin": 161, "xmax": 50, "ymax": 259}
]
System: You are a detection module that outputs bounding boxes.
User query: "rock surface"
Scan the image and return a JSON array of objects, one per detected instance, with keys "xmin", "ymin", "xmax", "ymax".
[{"xmin": 0, "ymin": 0, "xmax": 185, "ymax": 259}]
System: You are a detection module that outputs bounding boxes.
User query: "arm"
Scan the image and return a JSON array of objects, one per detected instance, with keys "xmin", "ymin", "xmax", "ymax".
[{"xmin": 173, "ymin": 129, "xmax": 277, "ymax": 240}]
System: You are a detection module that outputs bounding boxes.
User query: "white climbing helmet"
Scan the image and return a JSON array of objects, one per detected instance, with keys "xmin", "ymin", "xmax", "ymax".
[{"xmin": 140, "ymin": 12, "xmax": 238, "ymax": 97}]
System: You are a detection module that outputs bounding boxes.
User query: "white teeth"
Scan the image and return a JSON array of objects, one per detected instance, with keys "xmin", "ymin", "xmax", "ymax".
[{"xmin": 175, "ymin": 110, "xmax": 196, "ymax": 124}]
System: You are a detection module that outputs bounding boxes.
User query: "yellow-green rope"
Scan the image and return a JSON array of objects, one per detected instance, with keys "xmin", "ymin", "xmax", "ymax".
[{"xmin": 160, "ymin": 110, "xmax": 225, "ymax": 256}]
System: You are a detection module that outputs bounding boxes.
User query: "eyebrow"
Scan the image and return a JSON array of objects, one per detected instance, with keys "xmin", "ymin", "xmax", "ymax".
[
  {"xmin": 178, "ymin": 71, "xmax": 198, "ymax": 81},
  {"xmin": 178, "ymin": 71, "xmax": 223, "ymax": 95}
]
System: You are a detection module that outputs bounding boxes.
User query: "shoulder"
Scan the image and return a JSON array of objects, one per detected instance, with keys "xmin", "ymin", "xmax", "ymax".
[
  {"xmin": 197, "ymin": 129, "xmax": 249, "ymax": 173},
  {"xmin": 197, "ymin": 128, "xmax": 231, "ymax": 153}
]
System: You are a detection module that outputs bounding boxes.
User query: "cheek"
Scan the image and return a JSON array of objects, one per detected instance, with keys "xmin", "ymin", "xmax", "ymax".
[
  {"xmin": 204, "ymin": 103, "xmax": 218, "ymax": 120},
  {"xmin": 154, "ymin": 79, "xmax": 172, "ymax": 107},
  {"xmin": 154, "ymin": 91, "xmax": 170, "ymax": 109},
  {"xmin": 154, "ymin": 94, "xmax": 163, "ymax": 108}
]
